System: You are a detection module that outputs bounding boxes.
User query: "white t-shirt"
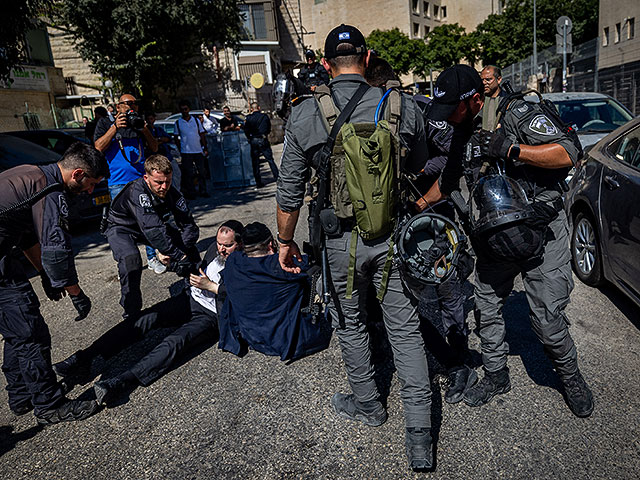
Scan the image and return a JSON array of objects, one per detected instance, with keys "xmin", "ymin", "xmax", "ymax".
[
  {"xmin": 202, "ymin": 115, "xmax": 219, "ymax": 134},
  {"xmin": 175, "ymin": 116, "xmax": 205, "ymax": 154},
  {"xmin": 190, "ymin": 255, "xmax": 225, "ymax": 314}
]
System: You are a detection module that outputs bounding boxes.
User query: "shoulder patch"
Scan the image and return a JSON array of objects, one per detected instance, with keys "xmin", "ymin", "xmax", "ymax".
[
  {"xmin": 58, "ymin": 195, "xmax": 69, "ymax": 217},
  {"xmin": 429, "ymin": 120, "xmax": 448, "ymax": 130},
  {"xmin": 175, "ymin": 196, "xmax": 188, "ymax": 212},
  {"xmin": 139, "ymin": 193, "xmax": 152, "ymax": 208},
  {"xmin": 528, "ymin": 115, "xmax": 558, "ymax": 136},
  {"xmin": 512, "ymin": 103, "xmax": 531, "ymax": 118}
]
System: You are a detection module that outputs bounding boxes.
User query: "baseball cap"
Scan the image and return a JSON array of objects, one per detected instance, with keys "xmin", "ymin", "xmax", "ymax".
[
  {"xmin": 324, "ymin": 24, "xmax": 367, "ymax": 59},
  {"xmin": 427, "ymin": 64, "xmax": 483, "ymax": 121},
  {"xmin": 241, "ymin": 222, "xmax": 273, "ymax": 247},
  {"xmin": 305, "ymin": 49, "xmax": 316, "ymax": 59}
]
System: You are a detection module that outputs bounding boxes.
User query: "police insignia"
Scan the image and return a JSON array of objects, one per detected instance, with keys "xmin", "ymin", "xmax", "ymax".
[
  {"xmin": 139, "ymin": 194, "xmax": 152, "ymax": 208},
  {"xmin": 528, "ymin": 115, "xmax": 558, "ymax": 136},
  {"xmin": 58, "ymin": 195, "xmax": 69, "ymax": 217},
  {"xmin": 434, "ymin": 87, "xmax": 446, "ymax": 98},
  {"xmin": 429, "ymin": 120, "xmax": 448, "ymax": 130},
  {"xmin": 176, "ymin": 197, "xmax": 188, "ymax": 212}
]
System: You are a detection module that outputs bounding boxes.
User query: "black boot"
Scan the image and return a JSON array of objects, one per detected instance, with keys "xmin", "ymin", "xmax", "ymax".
[
  {"xmin": 93, "ymin": 377, "xmax": 129, "ymax": 406},
  {"xmin": 463, "ymin": 367, "xmax": 511, "ymax": 407},
  {"xmin": 330, "ymin": 393, "xmax": 387, "ymax": 427},
  {"xmin": 36, "ymin": 398, "xmax": 100, "ymax": 425},
  {"xmin": 53, "ymin": 351, "xmax": 91, "ymax": 379},
  {"xmin": 560, "ymin": 370, "xmax": 594, "ymax": 417},
  {"xmin": 445, "ymin": 366, "xmax": 478, "ymax": 404},
  {"xmin": 405, "ymin": 427, "xmax": 433, "ymax": 471}
]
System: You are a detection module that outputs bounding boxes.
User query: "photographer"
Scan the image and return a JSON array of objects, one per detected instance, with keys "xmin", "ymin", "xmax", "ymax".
[{"xmin": 53, "ymin": 155, "xmax": 200, "ymax": 381}]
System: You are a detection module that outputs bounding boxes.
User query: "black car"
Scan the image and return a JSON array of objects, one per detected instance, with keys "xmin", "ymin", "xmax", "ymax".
[
  {"xmin": 0, "ymin": 134, "xmax": 110, "ymax": 223},
  {"xmin": 565, "ymin": 116, "xmax": 640, "ymax": 306},
  {"xmin": 5, "ymin": 129, "xmax": 90, "ymax": 155}
]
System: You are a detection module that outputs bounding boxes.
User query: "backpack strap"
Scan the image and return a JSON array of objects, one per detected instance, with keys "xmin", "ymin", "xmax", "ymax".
[
  {"xmin": 314, "ymin": 84, "xmax": 339, "ymax": 132},
  {"xmin": 384, "ymin": 84, "xmax": 402, "ymax": 136}
]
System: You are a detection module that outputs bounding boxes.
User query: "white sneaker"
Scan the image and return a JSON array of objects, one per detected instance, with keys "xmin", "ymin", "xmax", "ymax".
[{"xmin": 147, "ymin": 257, "xmax": 167, "ymax": 274}]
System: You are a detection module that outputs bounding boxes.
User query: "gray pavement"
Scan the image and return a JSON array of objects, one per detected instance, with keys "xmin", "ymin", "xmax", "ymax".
[{"xmin": 1, "ymin": 143, "xmax": 640, "ymax": 479}]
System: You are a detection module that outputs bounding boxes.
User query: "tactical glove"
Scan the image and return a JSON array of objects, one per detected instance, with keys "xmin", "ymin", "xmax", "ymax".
[
  {"xmin": 478, "ymin": 129, "xmax": 513, "ymax": 160},
  {"xmin": 170, "ymin": 256, "xmax": 198, "ymax": 278},
  {"xmin": 40, "ymin": 271, "xmax": 65, "ymax": 301},
  {"xmin": 70, "ymin": 290, "xmax": 92, "ymax": 321}
]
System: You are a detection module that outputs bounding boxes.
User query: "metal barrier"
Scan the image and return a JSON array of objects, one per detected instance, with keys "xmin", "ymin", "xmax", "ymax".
[{"xmin": 207, "ymin": 132, "xmax": 256, "ymax": 188}]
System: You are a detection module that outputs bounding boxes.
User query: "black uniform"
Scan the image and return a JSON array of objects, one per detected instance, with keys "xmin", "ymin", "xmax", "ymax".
[
  {"xmin": 244, "ymin": 111, "xmax": 278, "ymax": 187},
  {"xmin": 106, "ymin": 177, "xmax": 199, "ymax": 321},
  {"xmin": 297, "ymin": 62, "xmax": 330, "ymax": 90},
  {"xmin": 0, "ymin": 164, "xmax": 76, "ymax": 415}
]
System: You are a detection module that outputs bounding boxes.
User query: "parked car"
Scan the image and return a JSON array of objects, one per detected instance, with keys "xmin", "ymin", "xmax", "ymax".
[
  {"xmin": 5, "ymin": 129, "xmax": 89, "ymax": 155},
  {"xmin": 565, "ymin": 116, "xmax": 640, "ymax": 307},
  {"xmin": 0, "ymin": 134, "xmax": 109, "ymax": 223},
  {"xmin": 543, "ymin": 92, "xmax": 634, "ymax": 151}
]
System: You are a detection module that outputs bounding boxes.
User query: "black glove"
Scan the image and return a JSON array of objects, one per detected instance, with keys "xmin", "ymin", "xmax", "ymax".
[
  {"xmin": 70, "ymin": 290, "xmax": 92, "ymax": 321},
  {"xmin": 169, "ymin": 256, "xmax": 198, "ymax": 278},
  {"xmin": 40, "ymin": 271, "xmax": 65, "ymax": 301},
  {"xmin": 478, "ymin": 129, "xmax": 513, "ymax": 159}
]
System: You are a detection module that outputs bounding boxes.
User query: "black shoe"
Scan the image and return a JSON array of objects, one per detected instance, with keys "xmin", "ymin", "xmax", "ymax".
[
  {"xmin": 94, "ymin": 377, "xmax": 127, "ymax": 406},
  {"xmin": 10, "ymin": 401, "xmax": 34, "ymax": 416},
  {"xmin": 463, "ymin": 367, "xmax": 511, "ymax": 407},
  {"xmin": 445, "ymin": 366, "xmax": 478, "ymax": 404},
  {"xmin": 53, "ymin": 352, "xmax": 91, "ymax": 379},
  {"xmin": 36, "ymin": 399, "xmax": 99, "ymax": 425},
  {"xmin": 561, "ymin": 370, "xmax": 594, "ymax": 418},
  {"xmin": 405, "ymin": 427, "xmax": 433, "ymax": 471},
  {"xmin": 330, "ymin": 393, "xmax": 387, "ymax": 427}
]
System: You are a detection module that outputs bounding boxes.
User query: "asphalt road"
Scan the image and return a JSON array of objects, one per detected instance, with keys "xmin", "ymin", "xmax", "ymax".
[{"xmin": 1, "ymin": 144, "xmax": 639, "ymax": 479}]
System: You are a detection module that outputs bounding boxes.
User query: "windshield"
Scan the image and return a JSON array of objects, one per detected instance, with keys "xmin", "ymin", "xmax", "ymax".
[
  {"xmin": 0, "ymin": 134, "xmax": 60, "ymax": 171},
  {"xmin": 553, "ymin": 98, "xmax": 633, "ymax": 132}
]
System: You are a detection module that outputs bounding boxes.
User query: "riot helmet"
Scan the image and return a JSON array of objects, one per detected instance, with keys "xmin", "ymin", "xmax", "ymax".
[{"xmin": 395, "ymin": 213, "xmax": 466, "ymax": 298}]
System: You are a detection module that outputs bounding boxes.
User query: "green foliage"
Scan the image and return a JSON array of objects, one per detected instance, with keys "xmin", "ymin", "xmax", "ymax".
[
  {"xmin": 53, "ymin": 0, "xmax": 242, "ymax": 100},
  {"xmin": 422, "ymin": 23, "xmax": 476, "ymax": 71},
  {"xmin": 366, "ymin": 28, "xmax": 427, "ymax": 76},
  {"xmin": 0, "ymin": 1, "xmax": 54, "ymax": 82}
]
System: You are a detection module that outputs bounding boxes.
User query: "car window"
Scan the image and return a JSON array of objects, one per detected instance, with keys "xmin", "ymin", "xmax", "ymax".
[
  {"xmin": 610, "ymin": 125, "xmax": 640, "ymax": 169},
  {"xmin": 555, "ymin": 98, "xmax": 633, "ymax": 131},
  {"xmin": 0, "ymin": 135, "xmax": 61, "ymax": 170}
]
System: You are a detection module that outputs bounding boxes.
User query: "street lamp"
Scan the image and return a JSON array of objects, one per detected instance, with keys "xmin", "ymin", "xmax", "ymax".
[{"xmin": 104, "ymin": 80, "xmax": 114, "ymax": 103}]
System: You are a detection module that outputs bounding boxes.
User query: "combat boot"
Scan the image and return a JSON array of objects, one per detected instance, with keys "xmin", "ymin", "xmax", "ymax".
[
  {"xmin": 330, "ymin": 393, "xmax": 387, "ymax": 427},
  {"xmin": 10, "ymin": 401, "xmax": 34, "ymax": 416},
  {"xmin": 560, "ymin": 370, "xmax": 594, "ymax": 418},
  {"xmin": 93, "ymin": 377, "xmax": 128, "ymax": 406},
  {"xmin": 445, "ymin": 366, "xmax": 478, "ymax": 404},
  {"xmin": 405, "ymin": 427, "xmax": 433, "ymax": 471},
  {"xmin": 53, "ymin": 351, "xmax": 91, "ymax": 380},
  {"xmin": 463, "ymin": 367, "xmax": 511, "ymax": 407},
  {"xmin": 36, "ymin": 398, "xmax": 100, "ymax": 425}
]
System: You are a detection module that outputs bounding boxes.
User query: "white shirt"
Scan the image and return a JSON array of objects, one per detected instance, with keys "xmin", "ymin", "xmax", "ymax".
[
  {"xmin": 202, "ymin": 115, "xmax": 219, "ymax": 134},
  {"xmin": 190, "ymin": 255, "xmax": 225, "ymax": 314},
  {"xmin": 175, "ymin": 115, "xmax": 205, "ymax": 154}
]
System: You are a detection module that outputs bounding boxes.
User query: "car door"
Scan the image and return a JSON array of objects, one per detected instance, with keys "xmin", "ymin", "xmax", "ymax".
[{"xmin": 598, "ymin": 123, "xmax": 640, "ymax": 291}]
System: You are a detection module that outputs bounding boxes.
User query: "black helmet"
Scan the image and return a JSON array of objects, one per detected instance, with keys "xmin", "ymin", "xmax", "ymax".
[
  {"xmin": 469, "ymin": 174, "xmax": 533, "ymax": 234},
  {"xmin": 395, "ymin": 213, "xmax": 466, "ymax": 298},
  {"xmin": 305, "ymin": 49, "xmax": 316, "ymax": 60}
]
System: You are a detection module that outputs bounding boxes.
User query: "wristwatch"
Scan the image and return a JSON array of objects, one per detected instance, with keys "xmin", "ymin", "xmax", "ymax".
[
  {"xmin": 508, "ymin": 144, "xmax": 521, "ymax": 160},
  {"xmin": 277, "ymin": 234, "xmax": 293, "ymax": 245}
]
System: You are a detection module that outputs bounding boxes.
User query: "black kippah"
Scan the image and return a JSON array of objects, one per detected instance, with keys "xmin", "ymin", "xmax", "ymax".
[{"xmin": 242, "ymin": 222, "xmax": 272, "ymax": 247}]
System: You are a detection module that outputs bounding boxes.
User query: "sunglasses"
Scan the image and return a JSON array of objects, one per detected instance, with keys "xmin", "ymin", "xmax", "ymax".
[{"xmin": 119, "ymin": 100, "xmax": 137, "ymax": 106}]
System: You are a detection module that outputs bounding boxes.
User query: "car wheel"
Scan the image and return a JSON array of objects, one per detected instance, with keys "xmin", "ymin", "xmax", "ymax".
[{"xmin": 571, "ymin": 212, "xmax": 604, "ymax": 286}]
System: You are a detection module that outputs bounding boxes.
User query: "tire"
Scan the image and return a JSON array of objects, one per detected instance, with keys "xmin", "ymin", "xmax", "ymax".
[{"xmin": 571, "ymin": 212, "xmax": 604, "ymax": 287}]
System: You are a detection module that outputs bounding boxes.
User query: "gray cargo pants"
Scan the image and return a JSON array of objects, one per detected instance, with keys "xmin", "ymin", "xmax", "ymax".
[
  {"xmin": 474, "ymin": 209, "xmax": 579, "ymax": 377},
  {"xmin": 326, "ymin": 230, "xmax": 432, "ymax": 429}
]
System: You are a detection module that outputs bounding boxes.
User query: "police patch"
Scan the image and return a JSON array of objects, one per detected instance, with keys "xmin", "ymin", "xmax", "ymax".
[
  {"xmin": 175, "ymin": 196, "xmax": 188, "ymax": 212},
  {"xmin": 139, "ymin": 194, "xmax": 152, "ymax": 208},
  {"xmin": 338, "ymin": 32, "xmax": 350, "ymax": 40},
  {"xmin": 434, "ymin": 87, "xmax": 446, "ymax": 98},
  {"xmin": 58, "ymin": 195, "xmax": 69, "ymax": 217},
  {"xmin": 429, "ymin": 120, "xmax": 448, "ymax": 130},
  {"xmin": 528, "ymin": 115, "xmax": 558, "ymax": 136}
]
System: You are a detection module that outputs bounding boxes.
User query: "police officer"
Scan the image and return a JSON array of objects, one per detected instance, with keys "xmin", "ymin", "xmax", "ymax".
[
  {"xmin": 0, "ymin": 142, "xmax": 107, "ymax": 424},
  {"xmin": 244, "ymin": 102, "xmax": 278, "ymax": 188},
  {"xmin": 420, "ymin": 64, "xmax": 594, "ymax": 418},
  {"xmin": 54, "ymin": 155, "xmax": 199, "ymax": 378},
  {"xmin": 276, "ymin": 25, "xmax": 433, "ymax": 470},
  {"xmin": 297, "ymin": 49, "xmax": 330, "ymax": 92}
]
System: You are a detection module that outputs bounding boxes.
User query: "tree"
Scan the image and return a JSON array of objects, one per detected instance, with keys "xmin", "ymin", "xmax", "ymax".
[
  {"xmin": 0, "ymin": 1, "xmax": 54, "ymax": 82},
  {"xmin": 53, "ymin": 0, "xmax": 242, "ymax": 100},
  {"xmin": 422, "ymin": 23, "xmax": 476, "ymax": 71},
  {"xmin": 366, "ymin": 28, "xmax": 428, "ymax": 77}
]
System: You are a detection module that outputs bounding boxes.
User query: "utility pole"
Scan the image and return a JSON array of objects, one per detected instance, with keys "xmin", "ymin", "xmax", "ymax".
[
  {"xmin": 533, "ymin": 0, "xmax": 537, "ymax": 78},
  {"xmin": 556, "ymin": 16, "xmax": 573, "ymax": 93}
]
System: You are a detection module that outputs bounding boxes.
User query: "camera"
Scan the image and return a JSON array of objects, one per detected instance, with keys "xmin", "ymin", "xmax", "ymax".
[{"xmin": 125, "ymin": 110, "xmax": 145, "ymax": 130}]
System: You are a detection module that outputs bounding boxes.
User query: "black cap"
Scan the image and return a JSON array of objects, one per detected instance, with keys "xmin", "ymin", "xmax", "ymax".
[
  {"xmin": 241, "ymin": 222, "xmax": 273, "ymax": 247},
  {"xmin": 220, "ymin": 219, "xmax": 244, "ymax": 235},
  {"xmin": 305, "ymin": 49, "xmax": 316, "ymax": 59},
  {"xmin": 427, "ymin": 64, "xmax": 483, "ymax": 121},
  {"xmin": 324, "ymin": 24, "xmax": 367, "ymax": 59}
]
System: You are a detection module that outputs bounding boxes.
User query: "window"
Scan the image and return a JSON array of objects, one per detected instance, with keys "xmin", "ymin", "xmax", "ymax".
[
  {"xmin": 424, "ymin": 1, "xmax": 430, "ymax": 18},
  {"xmin": 239, "ymin": 2, "xmax": 277, "ymax": 42},
  {"xmin": 25, "ymin": 28, "xmax": 54, "ymax": 66},
  {"xmin": 425, "ymin": 25, "xmax": 431, "ymax": 37},
  {"xmin": 628, "ymin": 17, "xmax": 635, "ymax": 40},
  {"xmin": 433, "ymin": 5, "xmax": 439, "ymax": 19},
  {"xmin": 615, "ymin": 22, "xmax": 621, "ymax": 43},
  {"xmin": 603, "ymin": 26, "xmax": 609, "ymax": 46},
  {"xmin": 611, "ymin": 126, "xmax": 640, "ymax": 169},
  {"xmin": 442, "ymin": 6, "xmax": 447, "ymax": 19},
  {"xmin": 412, "ymin": 0, "xmax": 419, "ymax": 14},
  {"xmin": 413, "ymin": 22, "xmax": 421, "ymax": 38}
]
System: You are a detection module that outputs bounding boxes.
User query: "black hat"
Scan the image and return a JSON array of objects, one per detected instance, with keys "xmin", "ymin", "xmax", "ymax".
[
  {"xmin": 324, "ymin": 24, "xmax": 367, "ymax": 59},
  {"xmin": 241, "ymin": 222, "xmax": 273, "ymax": 247},
  {"xmin": 427, "ymin": 64, "xmax": 483, "ymax": 121},
  {"xmin": 305, "ymin": 49, "xmax": 316, "ymax": 59}
]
